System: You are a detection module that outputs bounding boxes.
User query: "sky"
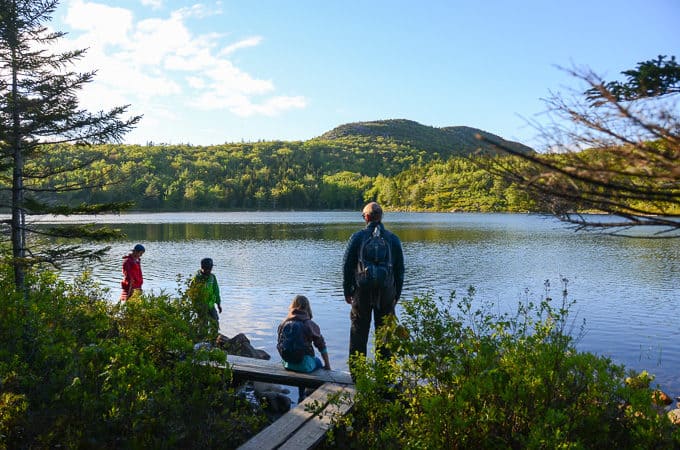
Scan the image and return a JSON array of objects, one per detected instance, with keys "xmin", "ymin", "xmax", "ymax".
[{"xmin": 50, "ymin": 0, "xmax": 679, "ymax": 148}]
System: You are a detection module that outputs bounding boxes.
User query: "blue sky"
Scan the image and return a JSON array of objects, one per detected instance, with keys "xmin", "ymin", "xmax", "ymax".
[{"xmin": 51, "ymin": 0, "xmax": 679, "ymax": 148}]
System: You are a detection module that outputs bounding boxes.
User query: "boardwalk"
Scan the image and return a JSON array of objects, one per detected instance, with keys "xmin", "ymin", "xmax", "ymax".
[
  {"xmin": 212, "ymin": 354, "xmax": 355, "ymax": 449},
  {"xmin": 216, "ymin": 354, "xmax": 354, "ymax": 387},
  {"xmin": 238, "ymin": 382, "xmax": 355, "ymax": 450}
]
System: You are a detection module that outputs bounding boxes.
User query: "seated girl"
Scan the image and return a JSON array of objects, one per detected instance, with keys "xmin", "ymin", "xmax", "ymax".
[{"xmin": 277, "ymin": 295, "xmax": 331, "ymax": 400}]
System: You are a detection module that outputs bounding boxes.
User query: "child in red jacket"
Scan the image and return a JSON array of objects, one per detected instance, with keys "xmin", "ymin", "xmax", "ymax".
[{"xmin": 120, "ymin": 244, "xmax": 145, "ymax": 301}]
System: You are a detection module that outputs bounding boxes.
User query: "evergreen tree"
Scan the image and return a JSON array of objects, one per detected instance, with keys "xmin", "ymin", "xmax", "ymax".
[{"xmin": 0, "ymin": 0, "xmax": 141, "ymax": 290}]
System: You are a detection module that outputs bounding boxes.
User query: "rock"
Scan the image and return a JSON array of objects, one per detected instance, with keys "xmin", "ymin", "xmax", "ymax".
[
  {"xmin": 652, "ymin": 389, "xmax": 673, "ymax": 407},
  {"xmin": 252, "ymin": 381, "xmax": 290, "ymax": 395},
  {"xmin": 258, "ymin": 391, "xmax": 291, "ymax": 414},
  {"xmin": 213, "ymin": 334, "xmax": 286, "ymax": 417},
  {"xmin": 668, "ymin": 409, "xmax": 680, "ymax": 426},
  {"xmin": 252, "ymin": 381, "xmax": 292, "ymax": 414},
  {"xmin": 215, "ymin": 333, "xmax": 271, "ymax": 360}
]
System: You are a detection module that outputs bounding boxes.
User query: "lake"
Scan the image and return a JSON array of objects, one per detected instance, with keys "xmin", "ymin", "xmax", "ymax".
[{"xmin": 39, "ymin": 211, "xmax": 680, "ymax": 395}]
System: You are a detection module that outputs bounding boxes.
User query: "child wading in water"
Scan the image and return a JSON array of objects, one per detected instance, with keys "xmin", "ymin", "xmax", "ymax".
[{"xmin": 277, "ymin": 295, "xmax": 331, "ymax": 401}]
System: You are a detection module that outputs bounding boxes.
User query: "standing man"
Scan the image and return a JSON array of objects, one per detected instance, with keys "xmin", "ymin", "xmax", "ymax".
[
  {"xmin": 343, "ymin": 202, "xmax": 404, "ymax": 363},
  {"xmin": 120, "ymin": 243, "xmax": 145, "ymax": 301}
]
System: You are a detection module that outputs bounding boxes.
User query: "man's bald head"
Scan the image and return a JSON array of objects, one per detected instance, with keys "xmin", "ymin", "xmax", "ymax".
[{"xmin": 362, "ymin": 202, "xmax": 383, "ymax": 223}]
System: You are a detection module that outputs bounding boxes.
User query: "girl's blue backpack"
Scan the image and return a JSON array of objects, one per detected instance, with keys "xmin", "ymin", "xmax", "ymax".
[{"xmin": 277, "ymin": 319, "xmax": 306, "ymax": 363}]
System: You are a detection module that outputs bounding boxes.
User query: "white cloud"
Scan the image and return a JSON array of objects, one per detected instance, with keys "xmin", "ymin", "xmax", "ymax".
[
  {"xmin": 221, "ymin": 36, "xmax": 263, "ymax": 56},
  {"xmin": 188, "ymin": 88, "xmax": 307, "ymax": 117},
  {"xmin": 239, "ymin": 96, "xmax": 308, "ymax": 117},
  {"xmin": 141, "ymin": 0, "xmax": 163, "ymax": 9},
  {"xmin": 57, "ymin": 0, "xmax": 306, "ymax": 135},
  {"xmin": 186, "ymin": 76, "xmax": 206, "ymax": 89},
  {"xmin": 173, "ymin": 4, "xmax": 221, "ymax": 20},
  {"xmin": 64, "ymin": 0, "xmax": 133, "ymax": 46}
]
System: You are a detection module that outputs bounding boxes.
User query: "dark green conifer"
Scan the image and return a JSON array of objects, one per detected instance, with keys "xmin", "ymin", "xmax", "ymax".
[{"xmin": 0, "ymin": 0, "xmax": 141, "ymax": 290}]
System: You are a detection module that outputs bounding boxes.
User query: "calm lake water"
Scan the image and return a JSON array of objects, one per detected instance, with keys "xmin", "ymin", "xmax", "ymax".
[{"xmin": 41, "ymin": 211, "xmax": 680, "ymax": 395}]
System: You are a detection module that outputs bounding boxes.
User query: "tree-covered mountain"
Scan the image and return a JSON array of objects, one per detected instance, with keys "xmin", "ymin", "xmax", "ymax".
[
  {"xmin": 1, "ymin": 119, "xmax": 603, "ymax": 214},
  {"xmin": 317, "ymin": 119, "xmax": 534, "ymax": 157}
]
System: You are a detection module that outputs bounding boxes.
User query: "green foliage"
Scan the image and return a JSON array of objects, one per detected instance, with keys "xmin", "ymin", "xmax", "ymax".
[
  {"xmin": 3, "ymin": 119, "xmax": 672, "ymax": 216},
  {"xmin": 318, "ymin": 119, "xmax": 533, "ymax": 157},
  {"xmin": 0, "ymin": 266, "xmax": 265, "ymax": 449},
  {"xmin": 586, "ymin": 55, "xmax": 680, "ymax": 104},
  {"xmin": 336, "ymin": 284, "xmax": 679, "ymax": 449},
  {"xmin": 371, "ymin": 157, "xmax": 539, "ymax": 212},
  {"xmin": 16, "ymin": 142, "xmax": 544, "ymax": 213}
]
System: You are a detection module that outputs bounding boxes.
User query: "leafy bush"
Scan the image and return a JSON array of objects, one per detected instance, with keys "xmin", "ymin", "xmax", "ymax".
[
  {"xmin": 0, "ymin": 265, "xmax": 265, "ymax": 449},
  {"xmin": 336, "ymin": 283, "xmax": 680, "ymax": 449}
]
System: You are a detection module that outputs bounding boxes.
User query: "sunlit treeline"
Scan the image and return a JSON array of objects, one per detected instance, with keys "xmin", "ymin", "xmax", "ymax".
[{"xmin": 10, "ymin": 135, "xmax": 667, "ymax": 213}]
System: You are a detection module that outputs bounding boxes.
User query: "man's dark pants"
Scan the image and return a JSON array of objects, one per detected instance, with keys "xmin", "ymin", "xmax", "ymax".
[{"xmin": 349, "ymin": 286, "xmax": 396, "ymax": 360}]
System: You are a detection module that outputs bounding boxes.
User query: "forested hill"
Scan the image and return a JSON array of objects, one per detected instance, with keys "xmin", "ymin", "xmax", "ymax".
[
  {"xmin": 317, "ymin": 119, "xmax": 534, "ymax": 157},
  {"xmin": 20, "ymin": 119, "xmax": 546, "ymax": 213}
]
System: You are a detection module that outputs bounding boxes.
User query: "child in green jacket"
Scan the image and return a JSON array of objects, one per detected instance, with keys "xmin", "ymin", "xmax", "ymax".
[{"xmin": 189, "ymin": 258, "xmax": 223, "ymax": 328}]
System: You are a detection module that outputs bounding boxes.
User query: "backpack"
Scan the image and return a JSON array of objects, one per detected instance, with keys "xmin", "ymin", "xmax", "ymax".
[
  {"xmin": 277, "ymin": 319, "xmax": 307, "ymax": 363},
  {"xmin": 356, "ymin": 226, "xmax": 394, "ymax": 289}
]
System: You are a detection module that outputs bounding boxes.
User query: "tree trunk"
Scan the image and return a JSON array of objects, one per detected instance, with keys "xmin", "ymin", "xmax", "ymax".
[{"xmin": 10, "ymin": 40, "xmax": 26, "ymax": 292}]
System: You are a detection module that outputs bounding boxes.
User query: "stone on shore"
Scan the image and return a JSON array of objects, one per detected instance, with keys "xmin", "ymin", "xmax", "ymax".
[
  {"xmin": 215, "ymin": 332, "xmax": 271, "ymax": 360},
  {"xmin": 252, "ymin": 381, "xmax": 292, "ymax": 414}
]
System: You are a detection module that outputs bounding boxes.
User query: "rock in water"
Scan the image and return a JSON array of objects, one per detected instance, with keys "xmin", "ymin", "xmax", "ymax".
[{"xmin": 215, "ymin": 332, "xmax": 271, "ymax": 360}]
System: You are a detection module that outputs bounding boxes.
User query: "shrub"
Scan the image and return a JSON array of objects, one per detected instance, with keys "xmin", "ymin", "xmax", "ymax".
[
  {"xmin": 0, "ymin": 265, "xmax": 265, "ymax": 449},
  {"xmin": 337, "ymin": 283, "xmax": 680, "ymax": 449}
]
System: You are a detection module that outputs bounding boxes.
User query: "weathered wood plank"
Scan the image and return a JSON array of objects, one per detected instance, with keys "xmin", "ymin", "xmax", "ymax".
[
  {"xmin": 237, "ymin": 383, "xmax": 342, "ymax": 450},
  {"xmin": 208, "ymin": 355, "xmax": 355, "ymax": 449},
  {"xmin": 279, "ymin": 384, "xmax": 355, "ymax": 450},
  {"xmin": 215, "ymin": 354, "xmax": 354, "ymax": 388}
]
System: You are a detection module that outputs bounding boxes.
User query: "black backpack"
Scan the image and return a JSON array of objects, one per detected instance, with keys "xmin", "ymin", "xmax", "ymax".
[
  {"xmin": 356, "ymin": 226, "xmax": 394, "ymax": 289},
  {"xmin": 277, "ymin": 319, "xmax": 306, "ymax": 363}
]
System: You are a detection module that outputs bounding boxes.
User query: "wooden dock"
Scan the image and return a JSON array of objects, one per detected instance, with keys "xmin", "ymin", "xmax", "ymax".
[
  {"xmin": 214, "ymin": 354, "xmax": 354, "ymax": 387},
  {"xmin": 209, "ymin": 354, "xmax": 355, "ymax": 449},
  {"xmin": 238, "ymin": 382, "xmax": 355, "ymax": 450}
]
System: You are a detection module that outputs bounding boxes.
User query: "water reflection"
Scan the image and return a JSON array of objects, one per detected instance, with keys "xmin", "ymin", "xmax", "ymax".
[{"xmin": 103, "ymin": 221, "xmax": 506, "ymax": 244}]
